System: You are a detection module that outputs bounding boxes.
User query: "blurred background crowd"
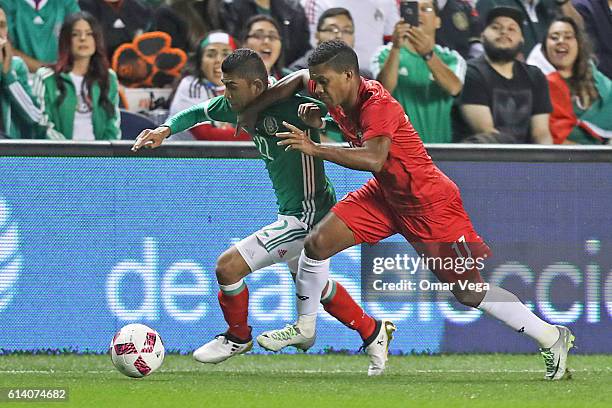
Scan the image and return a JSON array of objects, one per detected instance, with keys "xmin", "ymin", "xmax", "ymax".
[{"xmin": 0, "ymin": 0, "xmax": 610, "ymax": 144}]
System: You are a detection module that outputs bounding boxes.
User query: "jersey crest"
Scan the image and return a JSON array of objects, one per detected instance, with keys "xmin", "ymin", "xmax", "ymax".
[{"xmin": 263, "ymin": 116, "xmax": 279, "ymax": 135}]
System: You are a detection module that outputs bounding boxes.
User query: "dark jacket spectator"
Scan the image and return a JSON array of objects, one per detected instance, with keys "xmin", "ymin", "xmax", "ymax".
[
  {"xmin": 79, "ymin": 0, "xmax": 153, "ymax": 59},
  {"xmin": 222, "ymin": 0, "xmax": 310, "ymax": 65},
  {"xmin": 572, "ymin": 0, "xmax": 612, "ymax": 80},
  {"xmin": 152, "ymin": 0, "xmax": 227, "ymax": 52},
  {"xmin": 436, "ymin": 0, "xmax": 484, "ymax": 59}
]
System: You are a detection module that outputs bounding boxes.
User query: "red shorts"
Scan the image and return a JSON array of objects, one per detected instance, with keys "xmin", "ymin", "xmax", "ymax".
[{"xmin": 332, "ymin": 179, "xmax": 491, "ymax": 284}]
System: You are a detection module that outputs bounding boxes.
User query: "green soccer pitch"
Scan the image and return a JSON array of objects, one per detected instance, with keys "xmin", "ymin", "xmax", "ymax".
[{"xmin": 0, "ymin": 354, "xmax": 611, "ymax": 407}]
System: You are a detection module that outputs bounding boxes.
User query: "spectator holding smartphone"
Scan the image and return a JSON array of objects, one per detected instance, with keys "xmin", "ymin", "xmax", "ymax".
[{"xmin": 372, "ymin": 0, "xmax": 465, "ymax": 143}]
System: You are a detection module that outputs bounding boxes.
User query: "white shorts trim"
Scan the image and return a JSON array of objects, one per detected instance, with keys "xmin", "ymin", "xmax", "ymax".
[{"xmin": 235, "ymin": 215, "xmax": 308, "ymax": 272}]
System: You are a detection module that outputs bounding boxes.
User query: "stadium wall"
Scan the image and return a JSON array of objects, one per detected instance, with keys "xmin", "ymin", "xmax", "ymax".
[{"xmin": 0, "ymin": 141, "xmax": 610, "ymax": 354}]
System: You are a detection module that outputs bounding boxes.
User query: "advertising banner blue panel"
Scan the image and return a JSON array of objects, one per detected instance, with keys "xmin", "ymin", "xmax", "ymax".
[{"xmin": 0, "ymin": 158, "xmax": 610, "ymax": 353}]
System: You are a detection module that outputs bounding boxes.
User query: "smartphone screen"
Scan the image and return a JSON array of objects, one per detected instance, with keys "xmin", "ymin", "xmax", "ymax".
[{"xmin": 400, "ymin": 1, "xmax": 419, "ymax": 26}]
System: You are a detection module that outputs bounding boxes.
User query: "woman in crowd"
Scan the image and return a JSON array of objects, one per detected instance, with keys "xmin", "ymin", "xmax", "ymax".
[
  {"xmin": 242, "ymin": 15, "xmax": 288, "ymax": 80},
  {"xmin": 168, "ymin": 31, "xmax": 249, "ymax": 141},
  {"xmin": 33, "ymin": 12, "xmax": 120, "ymax": 140},
  {"xmin": 529, "ymin": 17, "xmax": 611, "ymax": 144}
]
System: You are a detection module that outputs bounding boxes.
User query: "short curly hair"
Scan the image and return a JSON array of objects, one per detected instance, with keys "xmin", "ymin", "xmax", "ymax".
[{"xmin": 307, "ymin": 40, "xmax": 359, "ymax": 74}]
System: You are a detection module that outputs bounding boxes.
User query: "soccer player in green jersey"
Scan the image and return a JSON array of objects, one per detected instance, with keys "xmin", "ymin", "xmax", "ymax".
[{"xmin": 132, "ymin": 49, "xmax": 395, "ymax": 375}]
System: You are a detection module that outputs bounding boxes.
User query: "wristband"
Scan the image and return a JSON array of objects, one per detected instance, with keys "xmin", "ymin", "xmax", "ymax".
[{"xmin": 422, "ymin": 50, "xmax": 434, "ymax": 61}]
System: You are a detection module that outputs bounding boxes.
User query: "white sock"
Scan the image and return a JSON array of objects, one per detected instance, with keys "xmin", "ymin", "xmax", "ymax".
[
  {"xmin": 219, "ymin": 279, "xmax": 245, "ymax": 293},
  {"xmin": 295, "ymin": 249, "xmax": 330, "ymax": 334},
  {"xmin": 297, "ymin": 313, "xmax": 317, "ymax": 338},
  {"xmin": 478, "ymin": 286, "xmax": 560, "ymax": 348}
]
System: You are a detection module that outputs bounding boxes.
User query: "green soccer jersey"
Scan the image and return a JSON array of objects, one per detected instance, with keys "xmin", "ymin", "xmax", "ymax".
[
  {"xmin": 163, "ymin": 95, "xmax": 336, "ymax": 226},
  {"xmin": 371, "ymin": 44, "xmax": 466, "ymax": 143},
  {"xmin": 0, "ymin": 0, "xmax": 81, "ymax": 64}
]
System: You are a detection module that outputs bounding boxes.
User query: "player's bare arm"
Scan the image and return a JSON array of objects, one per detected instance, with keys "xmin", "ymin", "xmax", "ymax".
[
  {"xmin": 131, "ymin": 126, "xmax": 171, "ymax": 151},
  {"xmin": 236, "ymin": 69, "xmax": 311, "ymax": 135},
  {"xmin": 277, "ymin": 121, "xmax": 390, "ymax": 173}
]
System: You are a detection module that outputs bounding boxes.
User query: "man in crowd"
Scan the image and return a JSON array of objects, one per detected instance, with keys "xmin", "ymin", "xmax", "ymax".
[
  {"xmin": 290, "ymin": 7, "xmax": 373, "ymax": 79},
  {"xmin": 373, "ymin": 0, "xmax": 465, "ymax": 143},
  {"xmin": 301, "ymin": 0, "xmax": 399, "ymax": 66},
  {"xmin": 476, "ymin": 0, "xmax": 583, "ymax": 57},
  {"xmin": 453, "ymin": 7, "xmax": 553, "ymax": 143}
]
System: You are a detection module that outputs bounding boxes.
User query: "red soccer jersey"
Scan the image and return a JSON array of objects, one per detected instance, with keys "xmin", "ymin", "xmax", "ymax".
[{"xmin": 310, "ymin": 78, "xmax": 459, "ymax": 216}]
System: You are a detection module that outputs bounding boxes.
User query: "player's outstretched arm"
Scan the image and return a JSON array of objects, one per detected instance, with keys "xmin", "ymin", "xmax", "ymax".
[
  {"xmin": 277, "ymin": 121, "xmax": 390, "ymax": 173},
  {"xmin": 131, "ymin": 126, "xmax": 171, "ymax": 151},
  {"xmin": 236, "ymin": 70, "xmax": 310, "ymax": 134}
]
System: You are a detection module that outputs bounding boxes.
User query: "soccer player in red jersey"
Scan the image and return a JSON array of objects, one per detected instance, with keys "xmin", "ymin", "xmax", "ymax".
[{"xmin": 251, "ymin": 40, "xmax": 574, "ymax": 380}]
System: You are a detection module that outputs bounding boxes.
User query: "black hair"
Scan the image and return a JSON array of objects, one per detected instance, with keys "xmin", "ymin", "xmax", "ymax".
[
  {"xmin": 317, "ymin": 7, "xmax": 353, "ymax": 32},
  {"xmin": 307, "ymin": 40, "xmax": 359, "ymax": 74},
  {"xmin": 221, "ymin": 48, "xmax": 268, "ymax": 85}
]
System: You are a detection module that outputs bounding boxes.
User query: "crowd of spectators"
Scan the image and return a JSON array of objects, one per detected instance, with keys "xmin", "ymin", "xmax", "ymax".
[{"xmin": 0, "ymin": 0, "xmax": 610, "ymax": 144}]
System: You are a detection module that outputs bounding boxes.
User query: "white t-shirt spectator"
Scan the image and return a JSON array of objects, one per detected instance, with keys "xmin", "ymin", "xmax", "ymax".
[
  {"xmin": 168, "ymin": 75, "xmax": 225, "ymax": 140},
  {"xmin": 69, "ymin": 73, "xmax": 94, "ymax": 141},
  {"xmin": 301, "ymin": 0, "xmax": 400, "ymax": 65}
]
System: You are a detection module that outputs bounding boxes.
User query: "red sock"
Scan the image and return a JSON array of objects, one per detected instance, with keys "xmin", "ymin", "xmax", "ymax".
[
  {"xmin": 322, "ymin": 280, "xmax": 376, "ymax": 340},
  {"xmin": 218, "ymin": 283, "xmax": 251, "ymax": 341}
]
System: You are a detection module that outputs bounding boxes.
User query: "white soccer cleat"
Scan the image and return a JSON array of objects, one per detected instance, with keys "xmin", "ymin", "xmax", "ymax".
[
  {"xmin": 540, "ymin": 325, "xmax": 575, "ymax": 380},
  {"xmin": 362, "ymin": 319, "xmax": 397, "ymax": 376},
  {"xmin": 193, "ymin": 332, "xmax": 253, "ymax": 364},
  {"xmin": 256, "ymin": 324, "xmax": 315, "ymax": 352}
]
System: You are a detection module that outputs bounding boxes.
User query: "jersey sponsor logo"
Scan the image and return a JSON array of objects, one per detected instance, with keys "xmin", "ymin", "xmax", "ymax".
[
  {"xmin": 452, "ymin": 12, "xmax": 469, "ymax": 31},
  {"xmin": 263, "ymin": 116, "xmax": 279, "ymax": 136}
]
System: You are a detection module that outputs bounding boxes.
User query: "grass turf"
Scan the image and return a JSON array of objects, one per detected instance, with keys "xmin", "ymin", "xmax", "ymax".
[{"xmin": 0, "ymin": 354, "xmax": 610, "ymax": 407}]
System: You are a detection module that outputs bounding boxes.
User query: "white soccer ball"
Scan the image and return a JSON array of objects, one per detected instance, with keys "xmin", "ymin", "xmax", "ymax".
[{"xmin": 110, "ymin": 323, "xmax": 165, "ymax": 378}]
